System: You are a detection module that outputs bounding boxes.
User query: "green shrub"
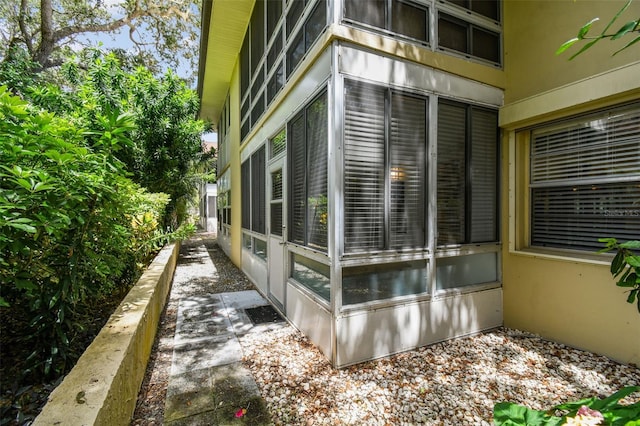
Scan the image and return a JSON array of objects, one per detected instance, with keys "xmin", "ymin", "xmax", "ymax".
[
  {"xmin": 494, "ymin": 386, "xmax": 640, "ymax": 425},
  {"xmin": 0, "ymin": 86, "xmax": 170, "ymax": 378}
]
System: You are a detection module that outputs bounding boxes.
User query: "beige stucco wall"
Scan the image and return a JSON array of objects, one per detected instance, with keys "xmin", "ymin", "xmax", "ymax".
[
  {"xmin": 503, "ymin": 0, "xmax": 640, "ymax": 104},
  {"xmin": 501, "ymin": 0, "xmax": 640, "ymax": 365}
]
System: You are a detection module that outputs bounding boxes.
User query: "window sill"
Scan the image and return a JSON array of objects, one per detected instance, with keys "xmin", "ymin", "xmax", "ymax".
[{"xmin": 509, "ymin": 247, "xmax": 612, "ymax": 266}]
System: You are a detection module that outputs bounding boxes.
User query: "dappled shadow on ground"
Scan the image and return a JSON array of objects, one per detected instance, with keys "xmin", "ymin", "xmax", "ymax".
[{"xmin": 240, "ymin": 326, "xmax": 640, "ymax": 425}]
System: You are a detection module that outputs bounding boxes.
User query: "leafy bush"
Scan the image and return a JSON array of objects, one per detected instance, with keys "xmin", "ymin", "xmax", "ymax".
[
  {"xmin": 494, "ymin": 386, "xmax": 640, "ymax": 425},
  {"xmin": 0, "ymin": 85, "xmax": 181, "ymax": 378},
  {"xmin": 599, "ymin": 238, "xmax": 640, "ymax": 313}
]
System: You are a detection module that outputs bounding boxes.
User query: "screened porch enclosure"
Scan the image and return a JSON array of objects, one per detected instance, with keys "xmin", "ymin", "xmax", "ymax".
[{"xmin": 238, "ymin": 43, "xmax": 506, "ymax": 367}]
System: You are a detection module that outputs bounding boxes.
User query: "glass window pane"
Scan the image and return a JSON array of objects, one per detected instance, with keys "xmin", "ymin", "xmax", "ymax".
[
  {"xmin": 241, "ymin": 160, "xmax": 251, "ymax": 229},
  {"xmin": 472, "ymin": 27, "xmax": 500, "ymax": 63},
  {"xmin": 287, "ymin": 31, "xmax": 305, "ymax": 75},
  {"xmin": 288, "ymin": 113, "xmax": 306, "ymax": 245},
  {"xmin": 240, "ymin": 33, "xmax": 250, "ymax": 99},
  {"xmin": 436, "ymin": 253, "xmax": 497, "ymax": 290},
  {"xmin": 390, "ymin": 92, "xmax": 427, "ymax": 248},
  {"xmin": 470, "ymin": 108, "xmax": 498, "ymax": 242},
  {"xmin": 251, "ymin": 65, "xmax": 264, "ymax": 101},
  {"xmin": 253, "ymin": 238, "xmax": 268, "ymax": 260},
  {"xmin": 251, "ymin": 0, "xmax": 265, "ymax": 74},
  {"xmin": 344, "ymin": 0, "xmax": 385, "ymax": 29},
  {"xmin": 243, "ymin": 232, "xmax": 252, "ymax": 249},
  {"xmin": 392, "ymin": 0, "xmax": 428, "ymax": 42},
  {"xmin": 438, "ymin": 14, "xmax": 469, "ymax": 54},
  {"xmin": 267, "ymin": 62, "xmax": 284, "ymax": 104},
  {"xmin": 286, "ymin": 0, "xmax": 304, "ymax": 36},
  {"xmin": 250, "ymin": 93, "xmax": 265, "ymax": 127},
  {"xmin": 437, "ymin": 101, "xmax": 467, "ymax": 245},
  {"xmin": 292, "ymin": 254, "xmax": 330, "ymax": 301},
  {"xmin": 344, "ymin": 81, "xmax": 386, "ymax": 252},
  {"xmin": 271, "ymin": 202, "xmax": 283, "ymax": 236},
  {"xmin": 306, "ymin": 92, "xmax": 328, "ymax": 250},
  {"xmin": 267, "ymin": 27, "xmax": 283, "ymax": 69},
  {"xmin": 471, "ymin": 0, "xmax": 499, "ymax": 21},
  {"xmin": 305, "ymin": 0, "xmax": 327, "ymax": 50},
  {"xmin": 251, "ymin": 146, "xmax": 266, "ymax": 234},
  {"xmin": 270, "ymin": 128, "xmax": 286, "ymax": 159},
  {"xmin": 343, "ymin": 260, "xmax": 428, "ymax": 305},
  {"xmin": 267, "ymin": 0, "xmax": 283, "ymax": 39}
]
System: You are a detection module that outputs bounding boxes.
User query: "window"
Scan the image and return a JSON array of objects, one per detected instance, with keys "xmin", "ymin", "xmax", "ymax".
[
  {"xmin": 241, "ymin": 146, "xmax": 266, "ymax": 234},
  {"xmin": 437, "ymin": 99, "xmax": 498, "ymax": 246},
  {"xmin": 529, "ymin": 103, "xmax": 640, "ymax": 252},
  {"xmin": 344, "ymin": 0, "xmax": 429, "ymax": 44},
  {"xmin": 287, "ymin": 0, "xmax": 327, "ymax": 75},
  {"xmin": 343, "ymin": 80, "xmax": 427, "ymax": 253},
  {"xmin": 288, "ymin": 90, "xmax": 328, "ymax": 251},
  {"xmin": 291, "ymin": 253, "xmax": 330, "ymax": 302},
  {"xmin": 438, "ymin": 12, "xmax": 500, "ymax": 63},
  {"xmin": 446, "ymin": 0, "xmax": 499, "ymax": 21}
]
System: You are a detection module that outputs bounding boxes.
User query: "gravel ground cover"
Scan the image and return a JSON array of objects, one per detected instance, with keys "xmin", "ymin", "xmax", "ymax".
[{"xmin": 133, "ymin": 235, "xmax": 640, "ymax": 425}]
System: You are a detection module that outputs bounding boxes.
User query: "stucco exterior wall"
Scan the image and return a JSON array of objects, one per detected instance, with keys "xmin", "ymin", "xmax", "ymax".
[
  {"xmin": 503, "ymin": 0, "xmax": 640, "ymax": 104},
  {"xmin": 501, "ymin": 0, "xmax": 640, "ymax": 365}
]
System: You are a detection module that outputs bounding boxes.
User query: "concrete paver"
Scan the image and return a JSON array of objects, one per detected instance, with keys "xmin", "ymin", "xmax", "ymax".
[{"xmin": 163, "ymin": 241, "xmax": 274, "ymax": 425}]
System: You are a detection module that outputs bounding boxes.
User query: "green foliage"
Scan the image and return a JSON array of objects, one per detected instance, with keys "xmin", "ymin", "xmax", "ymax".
[
  {"xmin": 556, "ymin": 0, "xmax": 640, "ymax": 59},
  {"xmin": 494, "ymin": 386, "xmax": 640, "ymax": 425},
  {"xmin": 0, "ymin": 85, "xmax": 145, "ymax": 376},
  {"xmin": 599, "ymin": 238, "xmax": 640, "ymax": 313}
]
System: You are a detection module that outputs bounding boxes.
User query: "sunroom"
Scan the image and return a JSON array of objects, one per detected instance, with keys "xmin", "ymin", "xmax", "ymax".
[{"xmin": 208, "ymin": 0, "xmax": 504, "ymax": 367}]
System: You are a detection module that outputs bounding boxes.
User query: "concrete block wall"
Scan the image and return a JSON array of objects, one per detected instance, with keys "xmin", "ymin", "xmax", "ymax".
[{"xmin": 33, "ymin": 241, "xmax": 181, "ymax": 426}]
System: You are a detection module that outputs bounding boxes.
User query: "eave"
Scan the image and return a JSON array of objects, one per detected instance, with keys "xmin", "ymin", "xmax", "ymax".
[{"xmin": 197, "ymin": 0, "xmax": 254, "ymax": 127}]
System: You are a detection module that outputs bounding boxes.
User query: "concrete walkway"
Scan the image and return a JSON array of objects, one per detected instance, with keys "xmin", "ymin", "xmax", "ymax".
[{"xmin": 163, "ymin": 242, "xmax": 281, "ymax": 425}]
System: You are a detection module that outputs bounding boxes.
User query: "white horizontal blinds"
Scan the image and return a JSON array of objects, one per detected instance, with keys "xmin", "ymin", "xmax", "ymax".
[
  {"xmin": 437, "ymin": 101, "xmax": 466, "ymax": 245},
  {"xmin": 531, "ymin": 103, "xmax": 640, "ymax": 251},
  {"xmin": 307, "ymin": 92, "xmax": 328, "ymax": 250},
  {"xmin": 390, "ymin": 92, "xmax": 427, "ymax": 248},
  {"xmin": 241, "ymin": 160, "xmax": 251, "ymax": 229},
  {"xmin": 289, "ymin": 113, "xmax": 306, "ymax": 245},
  {"xmin": 531, "ymin": 106, "xmax": 640, "ymax": 186},
  {"xmin": 470, "ymin": 107, "xmax": 498, "ymax": 242},
  {"xmin": 271, "ymin": 169, "xmax": 283, "ymax": 237},
  {"xmin": 344, "ymin": 81, "xmax": 386, "ymax": 252},
  {"xmin": 251, "ymin": 146, "xmax": 266, "ymax": 234}
]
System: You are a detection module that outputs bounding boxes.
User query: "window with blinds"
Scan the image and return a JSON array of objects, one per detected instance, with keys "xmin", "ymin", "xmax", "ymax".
[
  {"xmin": 344, "ymin": 0, "xmax": 429, "ymax": 44},
  {"xmin": 530, "ymin": 103, "xmax": 640, "ymax": 252},
  {"xmin": 437, "ymin": 100, "xmax": 498, "ymax": 246},
  {"xmin": 288, "ymin": 89, "xmax": 328, "ymax": 251},
  {"xmin": 343, "ymin": 80, "xmax": 427, "ymax": 253},
  {"xmin": 241, "ymin": 146, "xmax": 266, "ymax": 235}
]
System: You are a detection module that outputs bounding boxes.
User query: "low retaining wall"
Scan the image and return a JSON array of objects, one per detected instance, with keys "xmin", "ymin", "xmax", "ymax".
[{"xmin": 33, "ymin": 241, "xmax": 181, "ymax": 426}]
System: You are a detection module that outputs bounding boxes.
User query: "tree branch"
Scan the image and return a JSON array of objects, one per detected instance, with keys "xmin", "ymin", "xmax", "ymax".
[{"xmin": 18, "ymin": 0, "xmax": 33, "ymax": 54}]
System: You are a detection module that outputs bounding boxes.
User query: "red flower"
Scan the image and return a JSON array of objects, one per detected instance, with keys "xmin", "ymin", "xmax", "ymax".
[{"xmin": 235, "ymin": 408, "xmax": 247, "ymax": 418}]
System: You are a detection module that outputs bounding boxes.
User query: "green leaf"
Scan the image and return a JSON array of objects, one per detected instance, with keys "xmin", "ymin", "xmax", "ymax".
[
  {"xmin": 620, "ymin": 241, "xmax": 640, "ymax": 250},
  {"xmin": 611, "ymin": 20, "xmax": 640, "ymax": 40},
  {"xmin": 613, "ymin": 34, "xmax": 640, "ymax": 55},
  {"xmin": 556, "ymin": 38, "xmax": 580, "ymax": 55},
  {"xmin": 0, "ymin": 297, "xmax": 9, "ymax": 308},
  {"xmin": 578, "ymin": 18, "xmax": 600, "ymax": 39},
  {"xmin": 627, "ymin": 289, "xmax": 638, "ymax": 304},
  {"xmin": 591, "ymin": 386, "xmax": 640, "ymax": 411},
  {"xmin": 612, "ymin": 251, "xmax": 625, "ymax": 275},
  {"xmin": 626, "ymin": 255, "xmax": 640, "ymax": 268},
  {"xmin": 569, "ymin": 38, "xmax": 602, "ymax": 60}
]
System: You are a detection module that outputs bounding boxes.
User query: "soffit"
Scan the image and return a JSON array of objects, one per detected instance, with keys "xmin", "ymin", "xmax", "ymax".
[{"xmin": 198, "ymin": 0, "xmax": 254, "ymax": 125}]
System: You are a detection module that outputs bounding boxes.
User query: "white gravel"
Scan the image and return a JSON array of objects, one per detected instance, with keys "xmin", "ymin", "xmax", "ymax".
[{"xmin": 240, "ymin": 326, "xmax": 639, "ymax": 425}]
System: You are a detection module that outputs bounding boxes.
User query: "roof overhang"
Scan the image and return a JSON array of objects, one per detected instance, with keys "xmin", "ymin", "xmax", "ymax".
[{"xmin": 197, "ymin": 0, "xmax": 254, "ymax": 127}]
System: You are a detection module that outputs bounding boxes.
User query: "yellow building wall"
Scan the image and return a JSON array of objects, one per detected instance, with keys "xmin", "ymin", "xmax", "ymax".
[
  {"xmin": 503, "ymin": 0, "xmax": 639, "ymax": 104},
  {"xmin": 229, "ymin": 62, "xmax": 242, "ymax": 267},
  {"xmin": 501, "ymin": 0, "xmax": 640, "ymax": 365}
]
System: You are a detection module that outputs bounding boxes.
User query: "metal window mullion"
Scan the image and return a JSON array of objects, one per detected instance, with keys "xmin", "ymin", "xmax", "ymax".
[
  {"xmin": 465, "ymin": 105, "xmax": 472, "ymax": 244},
  {"xmin": 384, "ymin": 88, "xmax": 392, "ymax": 249}
]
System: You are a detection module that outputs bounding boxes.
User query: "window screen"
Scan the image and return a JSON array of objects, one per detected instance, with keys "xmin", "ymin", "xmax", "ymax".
[
  {"xmin": 345, "ymin": 0, "xmax": 428, "ymax": 43},
  {"xmin": 251, "ymin": 146, "xmax": 266, "ymax": 234},
  {"xmin": 288, "ymin": 90, "xmax": 328, "ymax": 251},
  {"xmin": 437, "ymin": 100, "xmax": 498, "ymax": 246},
  {"xmin": 343, "ymin": 80, "xmax": 428, "ymax": 253},
  {"xmin": 530, "ymin": 104, "xmax": 640, "ymax": 252},
  {"xmin": 438, "ymin": 12, "xmax": 500, "ymax": 64},
  {"xmin": 241, "ymin": 160, "xmax": 251, "ymax": 229}
]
